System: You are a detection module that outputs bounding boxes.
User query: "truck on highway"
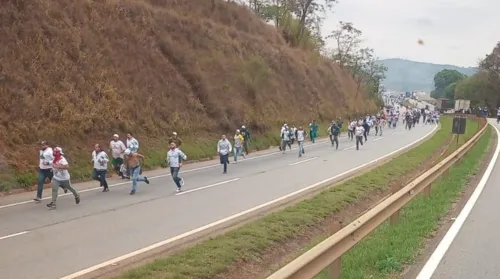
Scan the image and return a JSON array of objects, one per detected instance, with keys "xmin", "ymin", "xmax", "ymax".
[
  {"xmin": 454, "ymin": 99, "xmax": 471, "ymax": 112},
  {"xmin": 435, "ymin": 98, "xmax": 454, "ymax": 113}
]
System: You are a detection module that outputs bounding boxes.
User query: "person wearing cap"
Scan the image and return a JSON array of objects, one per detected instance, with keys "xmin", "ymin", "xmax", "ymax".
[
  {"xmin": 46, "ymin": 147, "xmax": 80, "ymax": 209},
  {"xmin": 217, "ymin": 135, "xmax": 232, "ymax": 174},
  {"xmin": 34, "ymin": 141, "xmax": 55, "ymax": 202},
  {"xmin": 166, "ymin": 142, "xmax": 187, "ymax": 192},
  {"xmin": 233, "ymin": 129, "xmax": 245, "ymax": 163},
  {"xmin": 168, "ymin": 132, "xmax": 183, "ymax": 147},
  {"xmin": 92, "ymin": 144, "xmax": 110, "ymax": 192},
  {"xmin": 125, "ymin": 133, "xmax": 139, "ymax": 179},
  {"xmin": 109, "ymin": 134, "xmax": 126, "ymax": 179},
  {"xmin": 240, "ymin": 125, "xmax": 251, "ymax": 155},
  {"xmin": 124, "ymin": 148, "xmax": 150, "ymax": 195}
]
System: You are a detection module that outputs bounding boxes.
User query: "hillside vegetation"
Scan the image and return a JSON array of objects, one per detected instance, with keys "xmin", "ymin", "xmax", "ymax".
[
  {"xmin": 379, "ymin": 58, "xmax": 478, "ymax": 92},
  {"xmin": 0, "ymin": 0, "xmax": 378, "ymax": 189}
]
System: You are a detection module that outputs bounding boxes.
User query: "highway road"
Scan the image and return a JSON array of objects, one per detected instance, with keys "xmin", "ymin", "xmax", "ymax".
[
  {"xmin": 417, "ymin": 119, "xmax": 500, "ymax": 279},
  {"xmin": 0, "ymin": 123, "xmax": 436, "ymax": 279}
]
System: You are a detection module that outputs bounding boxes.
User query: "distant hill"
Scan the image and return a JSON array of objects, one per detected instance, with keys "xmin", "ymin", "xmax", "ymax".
[{"xmin": 379, "ymin": 58, "xmax": 479, "ymax": 92}]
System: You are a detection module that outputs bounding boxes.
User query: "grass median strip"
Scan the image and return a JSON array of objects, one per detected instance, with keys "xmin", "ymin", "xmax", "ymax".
[
  {"xmin": 314, "ymin": 124, "xmax": 492, "ymax": 279},
  {"xmin": 115, "ymin": 118, "xmax": 458, "ymax": 279}
]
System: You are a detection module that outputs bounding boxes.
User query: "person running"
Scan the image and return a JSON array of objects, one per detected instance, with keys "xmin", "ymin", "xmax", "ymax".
[
  {"xmin": 233, "ymin": 129, "xmax": 246, "ymax": 163},
  {"xmin": 125, "ymin": 132, "xmax": 139, "ymax": 179},
  {"xmin": 166, "ymin": 142, "xmax": 187, "ymax": 192},
  {"xmin": 124, "ymin": 148, "xmax": 149, "ymax": 195},
  {"xmin": 330, "ymin": 121, "xmax": 340, "ymax": 150},
  {"xmin": 168, "ymin": 132, "xmax": 183, "ymax": 147},
  {"xmin": 374, "ymin": 117, "xmax": 382, "ymax": 136},
  {"xmin": 240, "ymin": 125, "xmax": 251, "ymax": 155},
  {"xmin": 295, "ymin": 126, "xmax": 307, "ymax": 157},
  {"xmin": 347, "ymin": 119, "xmax": 355, "ymax": 141},
  {"xmin": 362, "ymin": 118, "xmax": 370, "ymax": 142},
  {"xmin": 217, "ymin": 135, "xmax": 232, "ymax": 174},
  {"xmin": 109, "ymin": 134, "xmax": 126, "ymax": 179},
  {"xmin": 91, "ymin": 144, "xmax": 110, "ymax": 192},
  {"xmin": 46, "ymin": 147, "xmax": 80, "ymax": 209},
  {"xmin": 289, "ymin": 125, "xmax": 296, "ymax": 145},
  {"xmin": 279, "ymin": 124, "xmax": 287, "ymax": 151},
  {"xmin": 355, "ymin": 123, "xmax": 365, "ymax": 151},
  {"xmin": 34, "ymin": 141, "xmax": 59, "ymax": 202},
  {"xmin": 281, "ymin": 125, "xmax": 291, "ymax": 153},
  {"xmin": 309, "ymin": 120, "xmax": 318, "ymax": 143}
]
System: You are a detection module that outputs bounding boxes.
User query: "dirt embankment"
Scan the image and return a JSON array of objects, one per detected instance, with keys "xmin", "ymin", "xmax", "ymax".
[{"xmin": 0, "ymin": 0, "xmax": 378, "ymax": 179}]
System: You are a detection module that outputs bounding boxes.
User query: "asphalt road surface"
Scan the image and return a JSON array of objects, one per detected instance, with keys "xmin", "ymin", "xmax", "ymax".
[
  {"xmin": 427, "ymin": 119, "xmax": 500, "ymax": 279},
  {"xmin": 0, "ymin": 123, "xmax": 436, "ymax": 279}
]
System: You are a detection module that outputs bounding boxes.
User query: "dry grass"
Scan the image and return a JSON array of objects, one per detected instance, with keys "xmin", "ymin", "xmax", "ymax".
[{"xmin": 0, "ymin": 0, "xmax": 378, "ymax": 189}]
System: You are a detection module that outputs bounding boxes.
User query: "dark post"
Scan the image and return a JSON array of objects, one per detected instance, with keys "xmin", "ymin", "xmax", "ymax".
[{"xmin": 452, "ymin": 115, "xmax": 467, "ymax": 146}]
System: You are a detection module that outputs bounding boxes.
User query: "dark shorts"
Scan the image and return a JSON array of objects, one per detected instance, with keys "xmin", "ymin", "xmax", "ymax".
[{"xmin": 219, "ymin": 154, "xmax": 229, "ymax": 164}]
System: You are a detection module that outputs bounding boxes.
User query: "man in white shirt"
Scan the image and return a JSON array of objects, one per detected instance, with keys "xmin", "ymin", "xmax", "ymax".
[
  {"xmin": 109, "ymin": 134, "xmax": 126, "ymax": 178},
  {"xmin": 355, "ymin": 123, "xmax": 365, "ymax": 150},
  {"xmin": 295, "ymin": 126, "xmax": 307, "ymax": 157},
  {"xmin": 217, "ymin": 135, "xmax": 232, "ymax": 174},
  {"xmin": 92, "ymin": 144, "xmax": 110, "ymax": 192},
  {"xmin": 46, "ymin": 147, "xmax": 80, "ymax": 209},
  {"xmin": 167, "ymin": 142, "xmax": 187, "ymax": 192},
  {"xmin": 34, "ymin": 141, "xmax": 54, "ymax": 202}
]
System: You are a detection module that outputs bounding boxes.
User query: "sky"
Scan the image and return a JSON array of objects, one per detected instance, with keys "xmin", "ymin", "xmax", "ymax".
[{"xmin": 321, "ymin": 0, "xmax": 500, "ymax": 67}]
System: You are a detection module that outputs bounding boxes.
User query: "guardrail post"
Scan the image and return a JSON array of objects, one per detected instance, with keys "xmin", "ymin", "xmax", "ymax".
[
  {"xmin": 327, "ymin": 222, "xmax": 342, "ymax": 279},
  {"xmin": 423, "ymin": 183, "xmax": 432, "ymax": 198},
  {"xmin": 327, "ymin": 257, "xmax": 341, "ymax": 279},
  {"xmin": 390, "ymin": 184, "xmax": 400, "ymax": 224}
]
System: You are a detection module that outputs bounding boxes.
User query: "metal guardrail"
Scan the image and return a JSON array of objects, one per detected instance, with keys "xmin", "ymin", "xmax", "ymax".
[{"xmin": 267, "ymin": 118, "xmax": 487, "ymax": 279}]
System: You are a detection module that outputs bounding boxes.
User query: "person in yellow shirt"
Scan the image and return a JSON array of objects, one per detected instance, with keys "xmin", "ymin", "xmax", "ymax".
[{"xmin": 233, "ymin": 129, "xmax": 246, "ymax": 163}]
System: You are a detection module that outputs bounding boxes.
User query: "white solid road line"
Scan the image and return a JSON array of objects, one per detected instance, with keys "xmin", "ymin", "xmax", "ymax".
[
  {"xmin": 175, "ymin": 178, "xmax": 240, "ymax": 196},
  {"xmin": 59, "ymin": 125, "xmax": 437, "ymax": 279},
  {"xmin": 289, "ymin": 157, "xmax": 318, "ymax": 166},
  {"xmin": 416, "ymin": 123, "xmax": 500, "ymax": 279},
  {"xmin": 0, "ymin": 138, "xmax": 337, "ymax": 210},
  {"xmin": 0, "ymin": 231, "xmax": 29, "ymax": 241},
  {"xmin": 373, "ymin": 137, "xmax": 384, "ymax": 141}
]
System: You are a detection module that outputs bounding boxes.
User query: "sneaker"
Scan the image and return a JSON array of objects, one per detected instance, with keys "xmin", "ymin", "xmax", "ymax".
[
  {"xmin": 176, "ymin": 188, "xmax": 181, "ymax": 193},
  {"xmin": 180, "ymin": 178, "xmax": 185, "ymax": 187},
  {"xmin": 130, "ymin": 190, "xmax": 136, "ymax": 195},
  {"xmin": 46, "ymin": 202, "xmax": 56, "ymax": 210},
  {"xmin": 75, "ymin": 195, "xmax": 80, "ymax": 204},
  {"xmin": 102, "ymin": 188, "xmax": 109, "ymax": 192},
  {"xmin": 33, "ymin": 197, "xmax": 42, "ymax": 203},
  {"xmin": 144, "ymin": 177, "xmax": 150, "ymax": 184}
]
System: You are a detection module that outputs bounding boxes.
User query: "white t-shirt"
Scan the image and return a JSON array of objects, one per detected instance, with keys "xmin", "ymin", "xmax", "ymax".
[
  {"xmin": 109, "ymin": 140, "xmax": 126, "ymax": 158},
  {"xmin": 39, "ymin": 148, "xmax": 53, "ymax": 169},
  {"xmin": 92, "ymin": 150, "xmax": 109, "ymax": 170},
  {"xmin": 355, "ymin": 126, "xmax": 365, "ymax": 137},
  {"xmin": 53, "ymin": 157, "xmax": 70, "ymax": 181},
  {"xmin": 296, "ymin": 130, "xmax": 306, "ymax": 141}
]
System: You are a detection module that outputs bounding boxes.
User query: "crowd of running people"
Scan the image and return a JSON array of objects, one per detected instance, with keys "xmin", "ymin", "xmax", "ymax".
[{"xmin": 34, "ymin": 104, "xmax": 438, "ymax": 209}]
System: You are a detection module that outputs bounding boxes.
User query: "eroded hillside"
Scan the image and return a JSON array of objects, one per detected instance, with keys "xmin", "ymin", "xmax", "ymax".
[{"xmin": 0, "ymin": 0, "xmax": 378, "ymax": 186}]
